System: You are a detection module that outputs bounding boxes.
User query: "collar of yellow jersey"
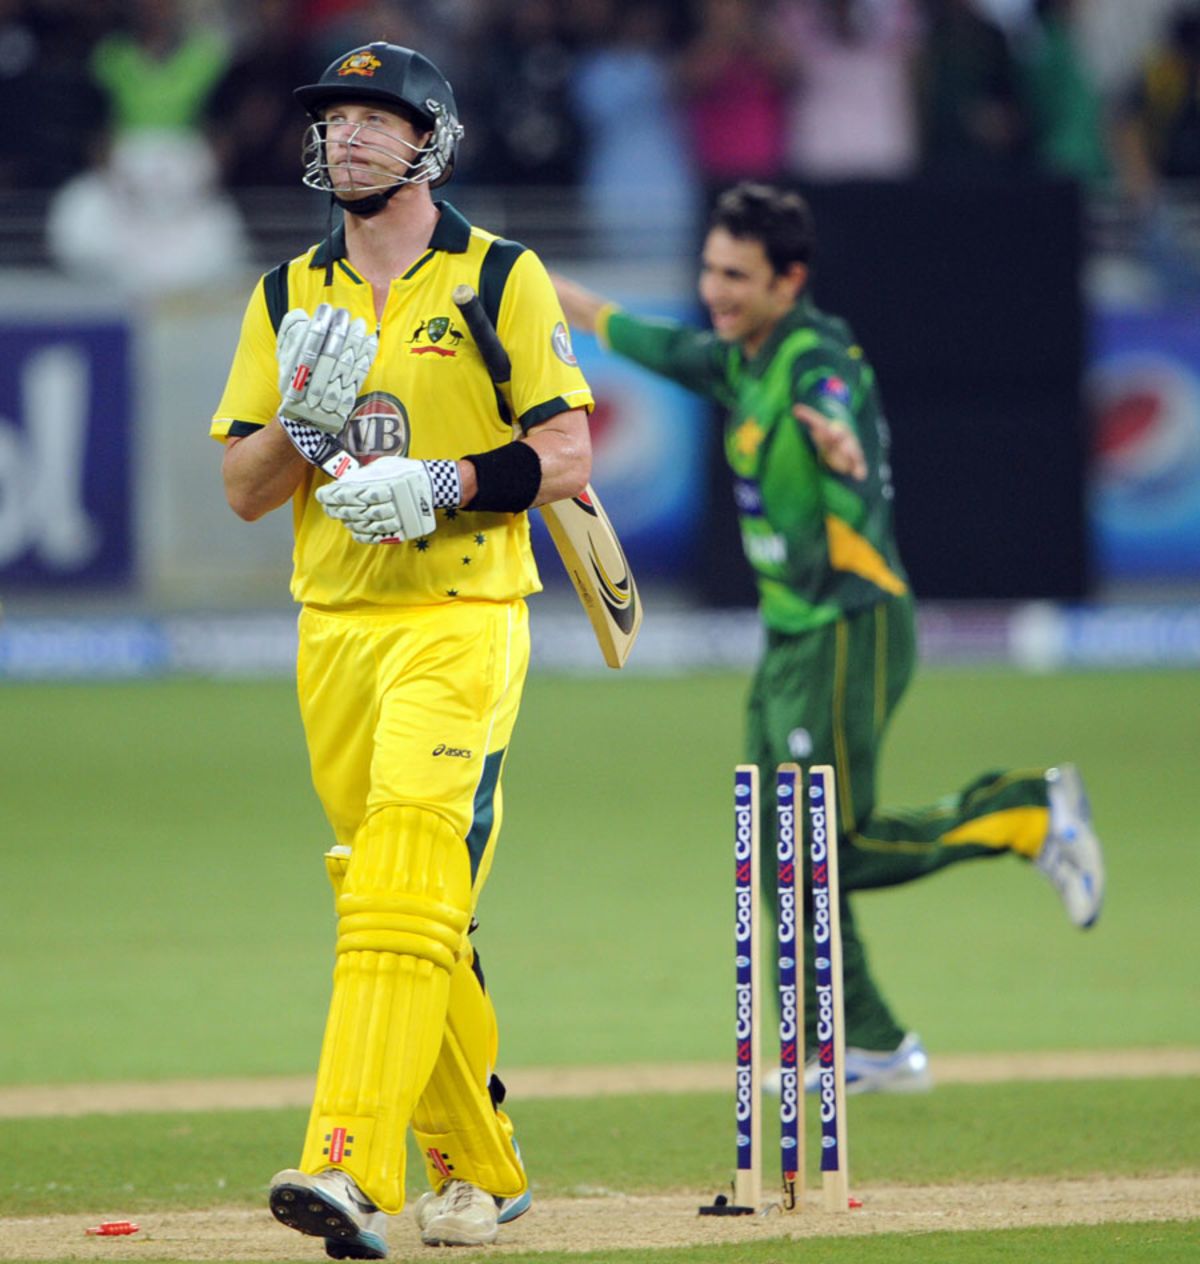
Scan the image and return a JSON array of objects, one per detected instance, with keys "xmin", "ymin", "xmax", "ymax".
[{"xmin": 309, "ymin": 201, "xmax": 472, "ymax": 270}]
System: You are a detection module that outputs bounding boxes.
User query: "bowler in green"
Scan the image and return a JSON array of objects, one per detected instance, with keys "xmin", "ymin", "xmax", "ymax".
[{"xmin": 554, "ymin": 182, "xmax": 1105, "ymax": 1092}]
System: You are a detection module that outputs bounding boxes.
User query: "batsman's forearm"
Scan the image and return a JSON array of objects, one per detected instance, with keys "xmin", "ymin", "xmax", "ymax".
[
  {"xmin": 526, "ymin": 440, "xmax": 591, "ymax": 507},
  {"xmin": 456, "ymin": 412, "xmax": 591, "ymax": 513},
  {"xmin": 221, "ymin": 419, "xmax": 309, "ymax": 521},
  {"xmin": 526, "ymin": 410, "xmax": 592, "ymax": 507},
  {"xmin": 454, "ymin": 458, "xmax": 478, "ymax": 507}
]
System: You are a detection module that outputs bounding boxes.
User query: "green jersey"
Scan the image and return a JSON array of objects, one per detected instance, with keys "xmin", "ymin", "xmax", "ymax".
[{"xmin": 602, "ymin": 296, "xmax": 909, "ymax": 633}]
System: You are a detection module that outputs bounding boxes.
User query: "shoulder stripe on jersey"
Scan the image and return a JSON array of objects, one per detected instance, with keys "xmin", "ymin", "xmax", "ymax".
[
  {"xmin": 476, "ymin": 238, "xmax": 526, "ymax": 428},
  {"xmin": 479, "ymin": 239, "xmax": 526, "ymax": 332},
  {"xmin": 263, "ymin": 262, "xmax": 289, "ymax": 334},
  {"xmin": 226, "ymin": 420, "xmax": 265, "ymax": 437}
]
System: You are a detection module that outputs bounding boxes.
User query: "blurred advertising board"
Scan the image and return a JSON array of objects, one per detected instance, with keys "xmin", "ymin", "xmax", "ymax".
[
  {"xmin": 0, "ymin": 320, "xmax": 132, "ymax": 587},
  {"xmin": 1088, "ymin": 305, "xmax": 1200, "ymax": 584},
  {"xmin": 528, "ymin": 300, "xmax": 710, "ymax": 584}
]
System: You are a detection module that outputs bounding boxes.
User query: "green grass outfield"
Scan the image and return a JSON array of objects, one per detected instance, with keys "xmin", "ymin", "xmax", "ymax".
[
  {"xmin": 4, "ymin": 1081, "xmax": 1197, "ymax": 1214},
  {"xmin": 1, "ymin": 667, "xmax": 1197, "ymax": 1261},
  {"xmin": 1, "ymin": 668, "xmax": 1197, "ymax": 1081}
]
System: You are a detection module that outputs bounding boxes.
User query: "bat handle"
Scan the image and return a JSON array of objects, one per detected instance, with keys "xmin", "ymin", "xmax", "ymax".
[{"xmin": 452, "ymin": 284, "xmax": 513, "ymax": 384}]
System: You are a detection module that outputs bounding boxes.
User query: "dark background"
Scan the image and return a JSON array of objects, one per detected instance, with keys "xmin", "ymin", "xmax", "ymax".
[{"xmin": 698, "ymin": 176, "xmax": 1090, "ymax": 605}]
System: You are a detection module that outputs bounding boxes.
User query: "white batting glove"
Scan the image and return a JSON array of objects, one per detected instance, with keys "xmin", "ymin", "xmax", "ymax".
[
  {"xmin": 316, "ymin": 456, "xmax": 462, "ymax": 543},
  {"xmin": 277, "ymin": 303, "xmax": 378, "ymax": 435}
]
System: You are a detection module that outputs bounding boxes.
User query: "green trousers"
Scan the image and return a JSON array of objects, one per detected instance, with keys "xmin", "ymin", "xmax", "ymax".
[{"xmin": 746, "ymin": 595, "xmax": 1050, "ymax": 1051}]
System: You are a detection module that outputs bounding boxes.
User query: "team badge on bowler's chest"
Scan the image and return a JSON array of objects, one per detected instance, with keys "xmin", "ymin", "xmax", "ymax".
[
  {"xmin": 408, "ymin": 314, "xmax": 463, "ymax": 357},
  {"xmin": 342, "ymin": 391, "xmax": 410, "ymax": 461},
  {"xmin": 728, "ymin": 415, "xmax": 766, "ymax": 476}
]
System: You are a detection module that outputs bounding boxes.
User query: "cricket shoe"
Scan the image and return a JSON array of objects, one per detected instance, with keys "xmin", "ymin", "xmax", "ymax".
[
  {"xmin": 269, "ymin": 1168, "xmax": 389, "ymax": 1260},
  {"xmin": 497, "ymin": 1184, "xmax": 533, "ymax": 1225},
  {"xmin": 1038, "ymin": 764, "xmax": 1105, "ymax": 929},
  {"xmin": 812, "ymin": 1031, "xmax": 932, "ymax": 1094},
  {"xmin": 495, "ymin": 1138, "xmax": 533, "ymax": 1225},
  {"xmin": 413, "ymin": 1179, "xmax": 519, "ymax": 1247},
  {"xmin": 764, "ymin": 1033, "xmax": 932, "ymax": 1096}
]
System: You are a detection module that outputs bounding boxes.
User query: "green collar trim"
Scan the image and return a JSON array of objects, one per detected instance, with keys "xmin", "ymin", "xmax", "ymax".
[
  {"xmin": 742, "ymin": 293, "xmax": 816, "ymax": 371},
  {"xmin": 310, "ymin": 224, "xmax": 347, "ymax": 270},
  {"xmin": 428, "ymin": 201, "xmax": 472, "ymax": 253}
]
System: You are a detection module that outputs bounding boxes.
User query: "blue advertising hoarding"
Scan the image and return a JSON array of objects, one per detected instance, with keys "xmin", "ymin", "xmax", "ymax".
[
  {"xmin": 0, "ymin": 321, "xmax": 132, "ymax": 586},
  {"xmin": 1088, "ymin": 305, "xmax": 1200, "ymax": 583},
  {"xmin": 528, "ymin": 302, "xmax": 709, "ymax": 583}
]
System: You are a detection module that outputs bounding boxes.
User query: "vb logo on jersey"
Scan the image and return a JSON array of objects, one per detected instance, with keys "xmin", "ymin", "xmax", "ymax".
[
  {"xmin": 342, "ymin": 391, "xmax": 411, "ymax": 462},
  {"xmin": 409, "ymin": 315, "xmax": 463, "ymax": 357}
]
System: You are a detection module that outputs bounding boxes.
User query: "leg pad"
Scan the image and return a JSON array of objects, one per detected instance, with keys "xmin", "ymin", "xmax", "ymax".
[
  {"xmin": 412, "ymin": 945, "xmax": 527, "ymax": 1198},
  {"xmin": 301, "ymin": 805, "xmax": 472, "ymax": 1213}
]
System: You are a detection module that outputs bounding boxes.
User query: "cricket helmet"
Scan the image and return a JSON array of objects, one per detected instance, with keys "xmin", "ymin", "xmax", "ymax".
[{"xmin": 295, "ymin": 42, "xmax": 462, "ymax": 197}]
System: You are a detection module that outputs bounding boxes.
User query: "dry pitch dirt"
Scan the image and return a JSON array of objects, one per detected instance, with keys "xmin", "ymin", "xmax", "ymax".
[
  {"xmin": 1, "ymin": 1176, "xmax": 1196, "ymax": 1261},
  {"xmin": 2, "ymin": 1050, "xmax": 1197, "ymax": 1260}
]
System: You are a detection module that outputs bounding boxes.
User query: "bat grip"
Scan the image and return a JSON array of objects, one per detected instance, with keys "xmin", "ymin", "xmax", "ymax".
[{"xmin": 452, "ymin": 284, "xmax": 512, "ymax": 384}]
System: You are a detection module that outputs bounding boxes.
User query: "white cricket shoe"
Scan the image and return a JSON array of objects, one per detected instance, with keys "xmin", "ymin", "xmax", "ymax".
[
  {"xmin": 762, "ymin": 1063, "xmax": 804, "ymax": 1096},
  {"xmin": 269, "ymin": 1168, "xmax": 389, "ymax": 1260},
  {"xmin": 1038, "ymin": 764, "xmax": 1105, "ymax": 929},
  {"xmin": 764, "ymin": 1032, "xmax": 932, "ymax": 1096},
  {"xmin": 413, "ymin": 1179, "xmax": 503, "ymax": 1247},
  {"xmin": 817, "ymin": 1031, "xmax": 933, "ymax": 1094}
]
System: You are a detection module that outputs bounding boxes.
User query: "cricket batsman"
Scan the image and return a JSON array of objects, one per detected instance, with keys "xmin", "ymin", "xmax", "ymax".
[{"xmin": 211, "ymin": 41, "xmax": 593, "ymax": 1255}]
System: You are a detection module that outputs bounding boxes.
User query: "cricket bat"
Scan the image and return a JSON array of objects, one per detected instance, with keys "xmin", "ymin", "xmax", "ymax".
[{"xmin": 452, "ymin": 283, "xmax": 642, "ymax": 669}]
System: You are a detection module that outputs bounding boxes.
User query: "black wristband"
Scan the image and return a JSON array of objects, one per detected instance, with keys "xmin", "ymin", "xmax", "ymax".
[{"xmin": 464, "ymin": 442, "xmax": 542, "ymax": 513}]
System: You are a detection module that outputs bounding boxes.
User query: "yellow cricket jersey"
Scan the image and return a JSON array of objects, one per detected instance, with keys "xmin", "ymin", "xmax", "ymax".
[{"xmin": 211, "ymin": 201, "xmax": 594, "ymax": 609}]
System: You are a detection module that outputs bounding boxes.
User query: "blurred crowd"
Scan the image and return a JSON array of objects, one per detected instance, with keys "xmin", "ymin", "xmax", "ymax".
[{"xmin": 2, "ymin": 0, "xmax": 1198, "ymax": 291}]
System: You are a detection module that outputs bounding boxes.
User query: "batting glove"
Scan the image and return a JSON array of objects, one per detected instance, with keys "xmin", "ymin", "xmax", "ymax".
[
  {"xmin": 316, "ymin": 456, "xmax": 462, "ymax": 543},
  {"xmin": 277, "ymin": 303, "xmax": 378, "ymax": 435}
]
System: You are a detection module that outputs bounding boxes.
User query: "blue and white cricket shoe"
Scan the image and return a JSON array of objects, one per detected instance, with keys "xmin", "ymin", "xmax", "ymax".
[
  {"xmin": 765, "ymin": 1032, "xmax": 932, "ymax": 1096},
  {"xmin": 497, "ymin": 1183, "xmax": 533, "ymax": 1225},
  {"xmin": 1038, "ymin": 764, "xmax": 1105, "ymax": 929},
  {"xmin": 269, "ymin": 1168, "xmax": 389, "ymax": 1260},
  {"xmin": 803, "ymin": 1031, "xmax": 933, "ymax": 1095}
]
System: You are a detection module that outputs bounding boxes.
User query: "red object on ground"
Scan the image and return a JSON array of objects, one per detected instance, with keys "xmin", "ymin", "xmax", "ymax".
[
  {"xmin": 849, "ymin": 1198, "xmax": 864, "ymax": 1210},
  {"xmin": 85, "ymin": 1221, "xmax": 140, "ymax": 1236}
]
